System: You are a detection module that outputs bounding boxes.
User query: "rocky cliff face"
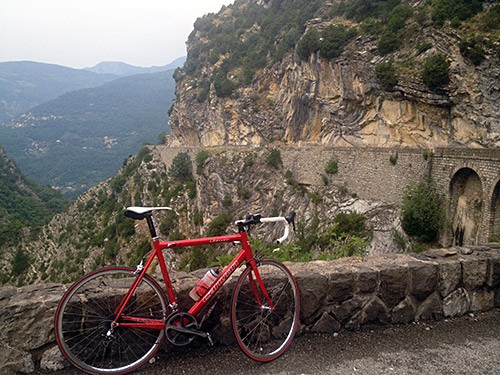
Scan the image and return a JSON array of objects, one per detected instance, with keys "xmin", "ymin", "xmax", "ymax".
[{"xmin": 169, "ymin": 1, "xmax": 500, "ymax": 148}]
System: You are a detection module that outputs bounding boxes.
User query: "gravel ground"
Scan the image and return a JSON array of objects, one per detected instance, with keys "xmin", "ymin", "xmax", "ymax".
[{"xmin": 47, "ymin": 308, "xmax": 500, "ymax": 375}]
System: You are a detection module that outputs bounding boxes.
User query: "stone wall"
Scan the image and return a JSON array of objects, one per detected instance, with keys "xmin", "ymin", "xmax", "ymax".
[{"xmin": 1, "ymin": 244, "xmax": 500, "ymax": 375}]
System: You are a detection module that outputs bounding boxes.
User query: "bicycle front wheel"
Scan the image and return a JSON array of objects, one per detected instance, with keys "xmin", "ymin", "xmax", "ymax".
[
  {"xmin": 231, "ymin": 259, "xmax": 300, "ymax": 361},
  {"xmin": 55, "ymin": 267, "xmax": 169, "ymax": 375}
]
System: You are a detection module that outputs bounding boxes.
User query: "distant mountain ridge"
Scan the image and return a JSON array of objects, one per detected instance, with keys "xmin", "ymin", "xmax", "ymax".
[
  {"xmin": 0, "ymin": 70, "xmax": 177, "ymax": 198},
  {"xmin": 0, "ymin": 57, "xmax": 186, "ymax": 122},
  {"xmin": 0, "ymin": 61, "xmax": 118, "ymax": 122},
  {"xmin": 84, "ymin": 56, "xmax": 187, "ymax": 76}
]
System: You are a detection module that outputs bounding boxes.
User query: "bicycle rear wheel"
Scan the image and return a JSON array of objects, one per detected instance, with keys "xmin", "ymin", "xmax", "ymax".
[
  {"xmin": 55, "ymin": 267, "xmax": 168, "ymax": 374},
  {"xmin": 231, "ymin": 259, "xmax": 300, "ymax": 361}
]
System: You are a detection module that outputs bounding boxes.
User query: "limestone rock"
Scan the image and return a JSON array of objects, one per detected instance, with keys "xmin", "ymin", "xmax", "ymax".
[{"xmin": 443, "ymin": 288, "xmax": 470, "ymax": 318}]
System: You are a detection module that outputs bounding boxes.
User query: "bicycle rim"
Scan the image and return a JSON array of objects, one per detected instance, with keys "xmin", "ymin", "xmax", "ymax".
[
  {"xmin": 55, "ymin": 267, "xmax": 168, "ymax": 374},
  {"xmin": 231, "ymin": 259, "xmax": 300, "ymax": 361}
]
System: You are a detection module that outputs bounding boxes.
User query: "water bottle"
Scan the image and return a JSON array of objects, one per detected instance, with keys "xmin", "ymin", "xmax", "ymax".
[{"xmin": 189, "ymin": 267, "xmax": 221, "ymax": 301}]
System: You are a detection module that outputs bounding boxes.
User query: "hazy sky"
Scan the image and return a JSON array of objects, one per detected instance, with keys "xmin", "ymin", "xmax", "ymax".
[{"xmin": 0, "ymin": 0, "xmax": 234, "ymax": 69}]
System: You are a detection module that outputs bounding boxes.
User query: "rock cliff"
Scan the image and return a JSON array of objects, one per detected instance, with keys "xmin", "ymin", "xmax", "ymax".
[{"xmin": 169, "ymin": 0, "xmax": 500, "ymax": 148}]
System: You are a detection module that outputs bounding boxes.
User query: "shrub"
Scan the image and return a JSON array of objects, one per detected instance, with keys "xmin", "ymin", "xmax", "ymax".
[
  {"xmin": 431, "ymin": 0, "xmax": 483, "ymax": 26},
  {"xmin": 207, "ymin": 212, "xmax": 232, "ymax": 237},
  {"xmin": 480, "ymin": 5, "xmax": 500, "ymax": 31},
  {"xmin": 376, "ymin": 60, "xmax": 398, "ymax": 90},
  {"xmin": 266, "ymin": 149, "xmax": 282, "ymax": 169},
  {"xmin": 421, "ymin": 54, "xmax": 450, "ymax": 90},
  {"xmin": 296, "ymin": 28, "xmax": 320, "ymax": 60},
  {"xmin": 325, "ymin": 157, "xmax": 338, "ymax": 174},
  {"xmin": 377, "ymin": 30, "xmax": 400, "ymax": 55},
  {"xmin": 459, "ymin": 38, "xmax": 485, "ymax": 66},
  {"xmin": 319, "ymin": 25, "xmax": 358, "ymax": 60},
  {"xmin": 401, "ymin": 177, "xmax": 445, "ymax": 243},
  {"xmin": 389, "ymin": 152, "xmax": 398, "ymax": 165},
  {"xmin": 11, "ymin": 248, "xmax": 29, "ymax": 276},
  {"xmin": 169, "ymin": 152, "xmax": 193, "ymax": 181},
  {"xmin": 195, "ymin": 149, "xmax": 210, "ymax": 175}
]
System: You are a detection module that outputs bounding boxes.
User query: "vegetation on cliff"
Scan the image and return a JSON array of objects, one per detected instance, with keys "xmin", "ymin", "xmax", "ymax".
[
  {"xmin": 174, "ymin": 0, "xmax": 500, "ymax": 104},
  {"xmin": 0, "ymin": 146, "xmax": 70, "ymax": 249}
]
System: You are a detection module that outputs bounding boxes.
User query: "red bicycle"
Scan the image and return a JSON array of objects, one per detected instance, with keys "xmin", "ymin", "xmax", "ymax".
[{"xmin": 55, "ymin": 207, "xmax": 300, "ymax": 374}]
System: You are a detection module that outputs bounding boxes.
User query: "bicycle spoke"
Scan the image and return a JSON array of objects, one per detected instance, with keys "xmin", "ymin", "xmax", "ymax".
[{"xmin": 55, "ymin": 268, "xmax": 167, "ymax": 374}]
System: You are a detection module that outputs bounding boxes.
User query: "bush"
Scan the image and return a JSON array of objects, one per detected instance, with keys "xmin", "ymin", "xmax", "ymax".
[
  {"xmin": 459, "ymin": 38, "xmax": 485, "ymax": 66},
  {"xmin": 325, "ymin": 157, "xmax": 339, "ymax": 174},
  {"xmin": 169, "ymin": 152, "xmax": 193, "ymax": 181},
  {"xmin": 480, "ymin": 5, "xmax": 500, "ymax": 31},
  {"xmin": 266, "ymin": 149, "xmax": 282, "ymax": 169},
  {"xmin": 296, "ymin": 28, "xmax": 320, "ymax": 60},
  {"xmin": 431, "ymin": 0, "xmax": 483, "ymax": 26},
  {"xmin": 195, "ymin": 149, "xmax": 210, "ymax": 175},
  {"xmin": 376, "ymin": 60, "xmax": 398, "ymax": 90},
  {"xmin": 319, "ymin": 25, "xmax": 358, "ymax": 60},
  {"xmin": 207, "ymin": 212, "xmax": 232, "ymax": 237},
  {"xmin": 377, "ymin": 30, "xmax": 400, "ymax": 55},
  {"xmin": 401, "ymin": 177, "xmax": 445, "ymax": 243},
  {"xmin": 421, "ymin": 54, "xmax": 450, "ymax": 90}
]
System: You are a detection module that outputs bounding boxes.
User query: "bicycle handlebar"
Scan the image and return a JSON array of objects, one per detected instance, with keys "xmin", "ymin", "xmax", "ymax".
[{"xmin": 235, "ymin": 212, "xmax": 296, "ymax": 244}]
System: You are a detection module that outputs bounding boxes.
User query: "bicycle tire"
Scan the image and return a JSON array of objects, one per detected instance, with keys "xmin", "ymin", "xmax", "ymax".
[
  {"xmin": 55, "ymin": 266, "xmax": 168, "ymax": 375},
  {"xmin": 231, "ymin": 259, "xmax": 300, "ymax": 361}
]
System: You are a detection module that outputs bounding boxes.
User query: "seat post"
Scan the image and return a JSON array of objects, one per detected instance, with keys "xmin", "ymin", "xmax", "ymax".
[{"xmin": 145, "ymin": 214, "xmax": 157, "ymax": 239}]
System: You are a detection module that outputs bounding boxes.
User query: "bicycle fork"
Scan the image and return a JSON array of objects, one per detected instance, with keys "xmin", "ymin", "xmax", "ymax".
[{"xmin": 248, "ymin": 261, "xmax": 275, "ymax": 311}]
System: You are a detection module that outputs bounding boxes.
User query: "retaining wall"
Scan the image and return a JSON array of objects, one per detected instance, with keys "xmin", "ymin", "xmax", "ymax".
[{"xmin": 1, "ymin": 244, "xmax": 500, "ymax": 374}]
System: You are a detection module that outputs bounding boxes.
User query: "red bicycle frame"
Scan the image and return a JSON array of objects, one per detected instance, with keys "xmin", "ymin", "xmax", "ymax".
[{"xmin": 114, "ymin": 230, "xmax": 268, "ymax": 330}]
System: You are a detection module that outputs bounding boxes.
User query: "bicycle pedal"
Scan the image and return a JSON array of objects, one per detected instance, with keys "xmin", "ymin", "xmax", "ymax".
[{"xmin": 206, "ymin": 332, "xmax": 214, "ymax": 346}]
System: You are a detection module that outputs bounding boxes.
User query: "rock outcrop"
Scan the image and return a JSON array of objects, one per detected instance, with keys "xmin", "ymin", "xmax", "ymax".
[{"xmin": 169, "ymin": 1, "xmax": 500, "ymax": 149}]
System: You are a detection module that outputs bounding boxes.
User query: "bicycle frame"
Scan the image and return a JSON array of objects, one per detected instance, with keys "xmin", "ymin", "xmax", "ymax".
[{"xmin": 114, "ymin": 230, "xmax": 268, "ymax": 330}]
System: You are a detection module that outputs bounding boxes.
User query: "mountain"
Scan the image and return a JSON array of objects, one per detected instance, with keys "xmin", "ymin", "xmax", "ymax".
[
  {"xmin": 168, "ymin": 0, "xmax": 500, "ymax": 148},
  {"xmin": 0, "ymin": 70, "xmax": 176, "ymax": 198},
  {"xmin": 84, "ymin": 56, "xmax": 187, "ymax": 76},
  {"xmin": 0, "ymin": 61, "xmax": 118, "ymax": 122},
  {"xmin": 0, "ymin": 146, "xmax": 70, "ymax": 251}
]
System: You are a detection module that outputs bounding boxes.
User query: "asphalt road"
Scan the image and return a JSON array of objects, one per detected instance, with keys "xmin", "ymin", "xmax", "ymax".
[{"xmin": 50, "ymin": 308, "xmax": 500, "ymax": 375}]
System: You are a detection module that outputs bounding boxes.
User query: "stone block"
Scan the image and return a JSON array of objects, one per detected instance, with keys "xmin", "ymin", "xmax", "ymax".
[
  {"xmin": 442, "ymin": 287, "xmax": 470, "ymax": 317},
  {"xmin": 294, "ymin": 272, "xmax": 328, "ymax": 324},
  {"xmin": 409, "ymin": 261, "xmax": 438, "ymax": 300},
  {"xmin": 40, "ymin": 345, "xmax": 67, "ymax": 371},
  {"xmin": 416, "ymin": 291, "xmax": 442, "ymax": 320},
  {"xmin": 330, "ymin": 295, "xmax": 366, "ymax": 324},
  {"xmin": 392, "ymin": 296, "xmax": 417, "ymax": 324},
  {"xmin": 378, "ymin": 265, "xmax": 408, "ymax": 308},
  {"xmin": 470, "ymin": 289, "xmax": 494, "ymax": 312},
  {"xmin": 461, "ymin": 257, "xmax": 488, "ymax": 289},
  {"xmin": 354, "ymin": 266, "xmax": 378, "ymax": 293},
  {"xmin": 311, "ymin": 312, "xmax": 341, "ymax": 333},
  {"xmin": 327, "ymin": 270, "xmax": 355, "ymax": 302},
  {"xmin": 0, "ymin": 345, "xmax": 34, "ymax": 375},
  {"xmin": 438, "ymin": 260, "xmax": 461, "ymax": 297},
  {"xmin": 487, "ymin": 255, "xmax": 500, "ymax": 287},
  {"xmin": 361, "ymin": 296, "xmax": 390, "ymax": 324}
]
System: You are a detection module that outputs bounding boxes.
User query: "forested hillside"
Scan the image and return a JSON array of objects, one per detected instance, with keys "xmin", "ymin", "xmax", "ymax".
[
  {"xmin": 0, "ymin": 146, "xmax": 69, "ymax": 250},
  {"xmin": 0, "ymin": 61, "xmax": 118, "ymax": 122},
  {"xmin": 0, "ymin": 70, "xmax": 176, "ymax": 198}
]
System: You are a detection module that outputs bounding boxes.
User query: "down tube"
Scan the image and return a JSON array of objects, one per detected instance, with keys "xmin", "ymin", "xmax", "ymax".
[{"xmin": 188, "ymin": 251, "xmax": 247, "ymax": 317}]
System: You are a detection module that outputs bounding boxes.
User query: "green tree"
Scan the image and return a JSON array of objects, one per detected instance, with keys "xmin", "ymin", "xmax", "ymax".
[
  {"xmin": 377, "ymin": 30, "xmax": 400, "ymax": 55},
  {"xmin": 376, "ymin": 60, "xmax": 398, "ymax": 90},
  {"xmin": 296, "ymin": 28, "xmax": 320, "ymax": 60},
  {"xmin": 421, "ymin": 54, "xmax": 450, "ymax": 90},
  {"xmin": 401, "ymin": 177, "xmax": 445, "ymax": 243},
  {"xmin": 169, "ymin": 152, "xmax": 193, "ymax": 181}
]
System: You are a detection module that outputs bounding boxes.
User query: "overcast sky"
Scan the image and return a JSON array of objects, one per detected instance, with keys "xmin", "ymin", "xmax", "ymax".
[{"xmin": 0, "ymin": 0, "xmax": 234, "ymax": 69}]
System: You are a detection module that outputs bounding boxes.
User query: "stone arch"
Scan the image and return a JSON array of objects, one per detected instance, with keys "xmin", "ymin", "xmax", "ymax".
[
  {"xmin": 490, "ymin": 177, "xmax": 500, "ymax": 241},
  {"xmin": 449, "ymin": 167, "xmax": 483, "ymax": 246}
]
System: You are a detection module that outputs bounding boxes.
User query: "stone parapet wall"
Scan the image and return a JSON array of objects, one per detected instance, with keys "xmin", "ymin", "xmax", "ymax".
[{"xmin": 1, "ymin": 244, "xmax": 499, "ymax": 374}]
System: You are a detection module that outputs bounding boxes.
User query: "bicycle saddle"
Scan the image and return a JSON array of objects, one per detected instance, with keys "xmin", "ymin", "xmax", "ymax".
[{"xmin": 124, "ymin": 206, "xmax": 172, "ymax": 220}]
